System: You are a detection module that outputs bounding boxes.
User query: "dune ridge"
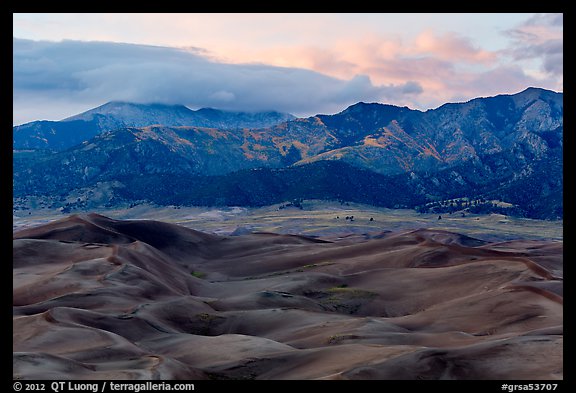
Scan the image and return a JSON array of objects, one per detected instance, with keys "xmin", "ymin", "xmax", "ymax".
[{"xmin": 13, "ymin": 214, "xmax": 563, "ymax": 380}]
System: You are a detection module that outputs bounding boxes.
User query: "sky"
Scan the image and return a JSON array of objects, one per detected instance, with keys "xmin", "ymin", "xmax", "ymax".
[{"xmin": 13, "ymin": 13, "xmax": 563, "ymax": 125}]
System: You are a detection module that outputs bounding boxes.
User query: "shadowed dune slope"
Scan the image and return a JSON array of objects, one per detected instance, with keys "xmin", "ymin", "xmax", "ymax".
[{"xmin": 13, "ymin": 215, "xmax": 562, "ymax": 380}]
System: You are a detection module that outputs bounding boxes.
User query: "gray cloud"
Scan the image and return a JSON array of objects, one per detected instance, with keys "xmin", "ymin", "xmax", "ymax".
[
  {"xmin": 524, "ymin": 13, "xmax": 563, "ymax": 27},
  {"xmin": 504, "ymin": 13, "xmax": 563, "ymax": 77},
  {"xmin": 401, "ymin": 81, "xmax": 424, "ymax": 95},
  {"xmin": 13, "ymin": 38, "xmax": 422, "ymax": 124},
  {"xmin": 507, "ymin": 38, "xmax": 563, "ymax": 77}
]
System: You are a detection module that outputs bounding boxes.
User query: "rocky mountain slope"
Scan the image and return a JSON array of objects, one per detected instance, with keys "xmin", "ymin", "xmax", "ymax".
[
  {"xmin": 13, "ymin": 101, "xmax": 295, "ymax": 150},
  {"xmin": 13, "ymin": 88, "xmax": 563, "ymax": 219}
]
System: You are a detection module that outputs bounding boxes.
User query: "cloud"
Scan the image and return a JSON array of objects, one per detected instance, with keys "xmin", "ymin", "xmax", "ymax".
[
  {"xmin": 244, "ymin": 30, "xmax": 531, "ymax": 110},
  {"xmin": 244, "ymin": 30, "xmax": 498, "ymax": 86},
  {"xmin": 524, "ymin": 13, "xmax": 563, "ymax": 27},
  {"xmin": 13, "ymin": 38, "xmax": 423, "ymax": 124},
  {"xmin": 13, "ymin": 22, "xmax": 562, "ymax": 126},
  {"xmin": 413, "ymin": 30, "xmax": 496, "ymax": 64},
  {"xmin": 401, "ymin": 81, "xmax": 423, "ymax": 95},
  {"xmin": 505, "ymin": 13, "xmax": 563, "ymax": 77},
  {"xmin": 452, "ymin": 66, "xmax": 549, "ymax": 99}
]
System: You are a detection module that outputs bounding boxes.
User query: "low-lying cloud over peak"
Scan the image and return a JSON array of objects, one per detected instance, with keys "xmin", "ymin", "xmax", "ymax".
[
  {"xmin": 13, "ymin": 38, "xmax": 422, "ymax": 124},
  {"xmin": 13, "ymin": 14, "xmax": 562, "ymax": 125}
]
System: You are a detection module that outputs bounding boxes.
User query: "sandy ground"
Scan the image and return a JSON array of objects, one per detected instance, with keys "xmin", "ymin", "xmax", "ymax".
[
  {"xmin": 13, "ymin": 200, "xmax": 563, "ymax": 241},
  {"xmin": 13, "ymin": 213, "xmax": 563, "ymax": 380}
]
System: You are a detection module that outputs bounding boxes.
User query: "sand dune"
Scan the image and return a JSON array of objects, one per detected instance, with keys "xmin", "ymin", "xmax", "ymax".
[{"xmin": 13, "ymin": 214, "xmax": 562, "ymax": 380}]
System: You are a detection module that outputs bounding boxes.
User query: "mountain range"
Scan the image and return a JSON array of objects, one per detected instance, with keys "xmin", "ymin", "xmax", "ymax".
[
  {"xmin": 13, "ymin": 88, "xmax": 563, "ymax": 219},
  {"xmin": 13, "ymin": 101, "xmax": 295, "ymax": 151}
]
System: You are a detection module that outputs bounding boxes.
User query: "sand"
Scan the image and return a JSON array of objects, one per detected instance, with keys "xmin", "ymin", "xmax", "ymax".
[{"xmin": 13, "ymin": 214, "xmax": 563, "ymax": 380}]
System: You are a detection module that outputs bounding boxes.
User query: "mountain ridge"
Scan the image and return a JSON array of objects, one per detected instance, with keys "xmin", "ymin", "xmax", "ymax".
[
  {"xmin": 13, "ymin": 88, "xmax": 563, "ymax": 219},
  {"xmin": 13, "ymin": 102, "xmax": 295, "ymax": 151}
]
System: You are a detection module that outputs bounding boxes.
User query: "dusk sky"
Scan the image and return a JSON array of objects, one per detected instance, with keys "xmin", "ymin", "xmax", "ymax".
[{"xmin": 13, "ymin": 13, "xmax": 563, "ymax": 125}]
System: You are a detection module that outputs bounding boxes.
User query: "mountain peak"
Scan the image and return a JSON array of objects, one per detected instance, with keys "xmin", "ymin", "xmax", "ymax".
[
  {"xmin": 62, "ymin": 101, "xmax": 295, "ymax": 126},
  {"xmin": 63, "ymin": 101, "xmax": 192, "ymax": 122},
  {"xmin": 343, "ymin": 101, "xmax": 397, "ymax": 112},
  {"xmin": 509, "ymin": 87, "xmax": 562, "ymax": 111},
  {"xmin": 15, "ymin": 101, "xmax": 296, "ymax": 151},
  {"xmin": 14, "ymin": 89, "xmax": 563, "ymax": 219},
  {"xmin": 520, "ymin": 87, "xmax": 555, "ymax": 94}
]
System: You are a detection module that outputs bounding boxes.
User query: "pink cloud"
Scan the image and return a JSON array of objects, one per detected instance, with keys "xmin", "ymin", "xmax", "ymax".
[
  {"xmin": 207, "ymin": 22, "xmax": 561, "ymax": 111},
  {"xmin": 413, "ymin": 30, "xmax": 496, "ymax": 64},
  {"xmin": 228, "ymin": 30, "xmax": 498, "ymax": 89},
  {"xmin": 217, "ymin": 28, "xmax": 558, "ymax": 111}
]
